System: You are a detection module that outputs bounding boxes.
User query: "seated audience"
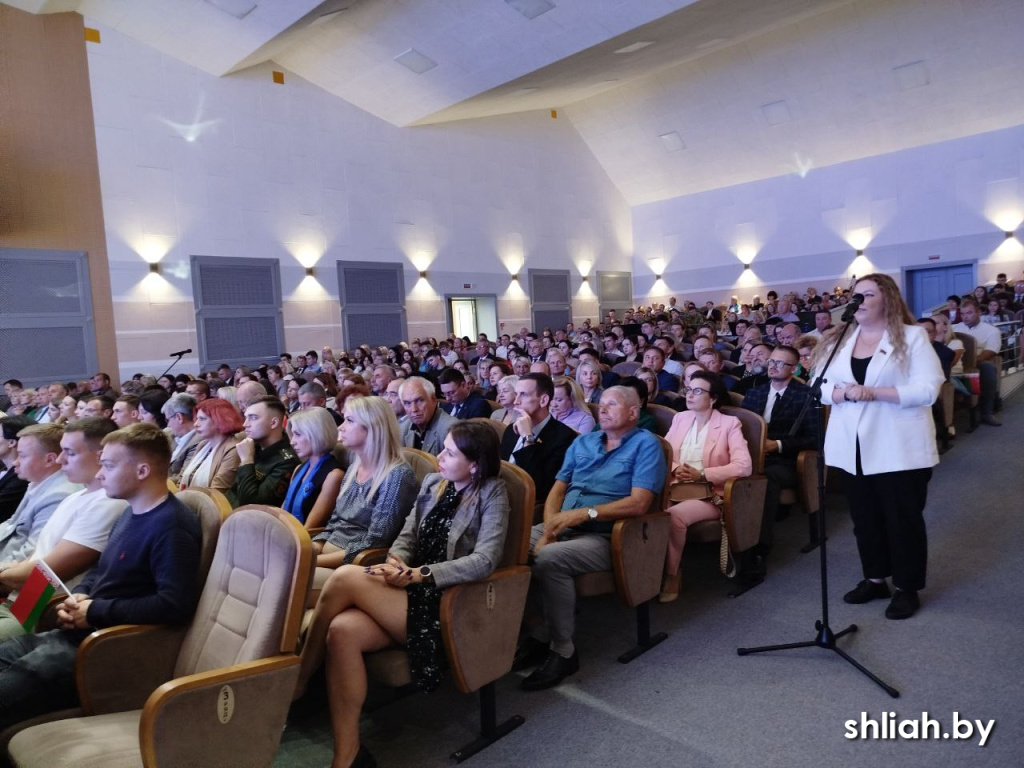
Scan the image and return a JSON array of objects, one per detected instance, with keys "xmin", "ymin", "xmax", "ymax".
[
  {"xmin": 138, "ymin": 389, "xmax": 171, "ymax": 429},
  {"xmin": 0, "ymin": 424, "xmax": 81, "ymax": 564},
  {"xmin": 111, "ymin": 395, "xmax": 141, "ymax": 429},
  {"xmin": 282, "ymin": 407, "xmax": 345, "ymax": 529},
  {"xmin": 0, "ymin": 423, "xmax": 202, "ymax": 730},
  {"xmin": 931, "ymin": 313, "xmax": 964, "ymax": 375},
  {"xmin": 953, "ymin": 299, "xmax": 1003, "ymax": 426},
  {"xmin": 226, "ymin": 396, "xmax": 299, "ymax": 508},
  {"xmin": 490, "ymin": 375, "xmax": 521, "ymax": 426},
  {"xmin": 642, "ymin": 346, "xmax": 680, "ymax": 394},
  {"xmin": 398, "ymin": 377, "xmax": 457, "ymax": 456},
  {"xmin": 438, "ymin": 368, "xmax": 491, "ymax": 420},
  {"xmin": 500, "ymin": 373, "xmax": 578, "ymax": 503},
  {"xmin": 0, "ymin": 417, "xmax": 35, "ymax": 525},
  {"xmin": 732, "ymin": 343, "xmax": 773, "ymax": 396},
  {"xmin": 313, "ymin": 395, "xmax": 418, "ymax": 568},
  {"xmin": 550, "ymin": 377, "xmax": 596, "ymax": 434},
  {"xmin": 299, "ymin": 382, "xmax": 342, "ymax": 426},
  {"xmin": 516, "ymin": 386, "xmax": 666, "ymax": 689},
  {"xmin": 636, "ymin": 367, "xmax": 684, "ymax": 412},
  {"xmin": 295, "ymin": 421, "xmax": 508, "ymax": 768},
  {"xmin": 83, "ymin": 395, "xmax": 115, "ymax": 420},
  {"xmin": 162, "ymin": 393, "xmax": 201, "ymax": 483},
  {"xmin": 0, "ymin": 418, "xmax": 126, "ymax": 641},
  {"xmin": 617, "ymin": 376, "xmax": 659, "ymax": 433},
  {"xmin": 179, "ymin": 398, "xmax": 243, "ymax": 492},
  {"xmin": 575, "ymin": 360, "xmax": 604, "ymax": 405}
]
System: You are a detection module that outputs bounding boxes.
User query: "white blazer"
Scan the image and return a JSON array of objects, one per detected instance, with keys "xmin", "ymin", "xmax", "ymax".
[{"xmin": 820, "ymin": 324, "xmax": 943, "ymax": 475}]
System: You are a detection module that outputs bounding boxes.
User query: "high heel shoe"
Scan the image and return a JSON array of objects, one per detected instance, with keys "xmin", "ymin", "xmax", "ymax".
[{"xmin": 658, "ymin": 570, "xmax": 682, "ymax": 603}]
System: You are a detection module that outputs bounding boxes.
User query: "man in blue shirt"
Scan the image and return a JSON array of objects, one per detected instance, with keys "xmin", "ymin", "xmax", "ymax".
[
  {"xmin": 0, "ymin": 423, "xmax": 201, "ymax": 730},
  {"xmin": 517, "ymin": 386, "xmax": 666, "ymax": 690}
]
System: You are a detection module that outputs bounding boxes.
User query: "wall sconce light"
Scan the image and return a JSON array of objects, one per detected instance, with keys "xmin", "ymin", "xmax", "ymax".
[
  {"xmin": 419, "ymin": 271, "xmax": 428, "ymax": 279},
  {"xmin": 149, "ymin": 262, "xmax": 160, "ymax": 274},
  {"xmin": 1006, "ymin": 231, "xmax": 1016, "ymax": 240},
  {"xmin": 581, "ymin": 275, "xmax": 589, "ymax": 283},
  {"xmin": 655, "ymin": 274, "xmax": 662, "ymax": 281},
  {"xmin": 856, "ymin": 249, "xmax": 864, "ymax": 257},
  {"xmin": 305, "ymin": 267, "xmax": 316, "ymax": 277},
  {"xmin": 511, "ymin": 273, "xmax": 519, "ymax": 281},
  {"xmin": 743, "ymin": 263, "xmax": 751, "ymax": 271}
]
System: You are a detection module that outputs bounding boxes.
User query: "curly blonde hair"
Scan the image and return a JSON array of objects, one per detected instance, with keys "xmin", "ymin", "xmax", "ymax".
[{"xmin": 815, "ymin": 273, "xmax": 915, "ymax": 368}]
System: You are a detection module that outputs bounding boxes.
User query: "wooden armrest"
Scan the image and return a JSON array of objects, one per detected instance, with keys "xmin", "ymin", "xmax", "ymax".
[
  {"xmin": 76, "ymin": 624, "xmax": 188, "ymax": 715},
  {"xmin": 440, "ymin": 566, "xmax": 531, "ymax": 694},
  {"xmin": 140, "ymin": 655, "xmax": 299, "ymax": 768},
  {"xmin": 351, "ymin": 548, "xmax": 388, "ymax": 566},
  {"xmin": 610, "ymin": 513, "xmax": 671, "ymax": 607},
  {"xmin": 795, "ymin": 450, "xmax": 821, "ymax": 515},
  {"xmin": 722, "ymin": 476, "xmax": 767, "ymax": 553}
]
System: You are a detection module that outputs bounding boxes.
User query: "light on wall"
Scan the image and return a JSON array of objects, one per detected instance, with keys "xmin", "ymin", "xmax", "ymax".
[
  {"xmin": 1006, "ymin": 231, "xmax": 1016, "ymax": 240},
  {"xmin": 149, "ymin": 262, "xmax": 160, "ymax": 274},
  {"xmin": 419, "ymin": 271, "xmax": 428, "ymax": 279},
  {"xmin": 511, "ymin": 273, "xmax": 519, "ymax": 281},
  {"xmin": 856, "ymin": 249, "xmax": 865, "ymax": 257},
  {"xmin": 743, "ymin": 263, "xmax": 751, "ymax": 271},
  {"xmin": 305, "ymin": 267, "xmax": 316, "ymax": 278},
  {"xmin": 655, "ymin": 274, "xmax": 662, "ymax": 281}
]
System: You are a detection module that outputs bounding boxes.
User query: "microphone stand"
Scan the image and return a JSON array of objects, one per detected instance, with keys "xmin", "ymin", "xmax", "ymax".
[
  {"xmin": 161, "ymin": 352, "xmax": 188, "ymax": 380},
  {"xmin": 736, "ymin": 316, "xmax": 899, "ymax": 698}
]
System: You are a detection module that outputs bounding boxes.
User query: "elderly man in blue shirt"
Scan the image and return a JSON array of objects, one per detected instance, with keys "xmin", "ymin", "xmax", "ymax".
[{"xmin": 516, "ymin": 385, "xmax": 666, "ymax": 690}]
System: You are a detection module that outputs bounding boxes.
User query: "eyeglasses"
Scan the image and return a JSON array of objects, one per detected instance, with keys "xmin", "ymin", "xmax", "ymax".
[
  {"xmin": 766, "ymin": 359, "xmax": 795, "ymax": 368},
  {"xmin": 681, "ymin": 386, "xmax": 708, "ymax": 396}
]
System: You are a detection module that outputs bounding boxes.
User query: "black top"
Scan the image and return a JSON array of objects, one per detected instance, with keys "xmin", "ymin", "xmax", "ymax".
[{"xmin": 851, "ymin": 356, "xmax": 871, "ymax": 386}]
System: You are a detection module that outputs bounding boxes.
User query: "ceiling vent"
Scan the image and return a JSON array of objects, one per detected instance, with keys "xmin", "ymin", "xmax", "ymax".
[
  {"xmin": 394, "ymin": 48, "xmax": 438, "ymax": 75},
  {"xmin": 203, "ymin": 0, "xmax": 257, "ymax": 20},
  {"xmin": 505, "ymin": 0, "xmax": 556, "ymax": 20}
]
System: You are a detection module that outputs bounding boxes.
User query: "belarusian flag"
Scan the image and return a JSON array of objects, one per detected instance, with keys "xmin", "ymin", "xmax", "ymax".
[{"xmin": 10, "ymin": 560, "xmax": 69, "ymax": 632}]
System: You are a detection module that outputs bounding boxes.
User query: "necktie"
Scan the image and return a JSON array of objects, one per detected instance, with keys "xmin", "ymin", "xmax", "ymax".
[{"xmin": 766, "ymin": 392, "xmax": 782, "ymax": 423}]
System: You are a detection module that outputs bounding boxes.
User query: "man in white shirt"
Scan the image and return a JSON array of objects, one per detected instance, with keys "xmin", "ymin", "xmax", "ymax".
[
  {"xmin": 0, "ymin": 424, "xmax": 81, "ymax": 564},
  {"xmin": 0, "ymin": 418, "xmax": 125, "ymax": 640},
  {"xmin": 953, "ymin": 299, "xmax": 1003, "ymax": 426}
]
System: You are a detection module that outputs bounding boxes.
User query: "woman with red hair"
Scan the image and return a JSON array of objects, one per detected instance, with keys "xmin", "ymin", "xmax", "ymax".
[{"xmin": 179, "ymin": 398, "xmax": 243, "ymax": 492}]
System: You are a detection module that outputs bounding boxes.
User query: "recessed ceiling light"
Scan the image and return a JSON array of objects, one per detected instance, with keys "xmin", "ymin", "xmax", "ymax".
[
  {"xmin": 614, "ymin": 41, "xmax": 654, "ymax": 54},
  {"xmin": 761, "ymin": 100, "xmax": 792, "ymax": 126},
  {"xmin": 394, "ymin": 48, "xmax": 437, "ymax": 75},
  {"xmin": 203, "ymin": 0, "xmax": 257, "ymax": 20},
  {"xmin": 893, "ymin": 61, "xmax": 929, "ymax": 91},
  {"xmin": 505, "ymin": 0, "xmax": 555, "ymax": 20},
  {"xmin": 659, "ymin": 132, "xmax": 686, "ymax": 152}
]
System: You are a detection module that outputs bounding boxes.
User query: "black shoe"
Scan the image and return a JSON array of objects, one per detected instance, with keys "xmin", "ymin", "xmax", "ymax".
[
  {"xmin": 511, "ymin": 637, "xmax": 549, "ymax": 672},
  {"xmin": 843, "ymin": 579, "xmax": 891, "ymax": 604},
  {"xmin": 521, "ymin": 650, "xmax": 579, "ymax": 691},
  {"xmin": 885, "ymin": 590, "xmax": 920, "ymax": 620}
]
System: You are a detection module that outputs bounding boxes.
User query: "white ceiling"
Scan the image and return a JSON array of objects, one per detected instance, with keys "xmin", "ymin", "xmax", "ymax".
[{"xmin": 6, "ymin": 0, "xmax": 1024, "ymax": 205}]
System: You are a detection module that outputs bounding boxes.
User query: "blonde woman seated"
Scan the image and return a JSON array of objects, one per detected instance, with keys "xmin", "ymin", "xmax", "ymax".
[
  {"xmin": 490, "ymin": 374, "xmax": 521, "ymax": 426},
  {"xmin": 178, "ymin": 398, "xmax": 243, "ymax": 492},
  {"xmin": 282, "ymin": 407, "xmax": 345, "ymax": 529},
  {"xmin": 550, "ymin": 377, "xmax": 596, "ymax": 434},
  {"xmin": 659, "ymin": 371, "xmax": 752, "ymax": 602},
  {"xmin": 312, "ymin": 395, "xmax": 418, "ymax": 569},
  {"xmin": 296, "ymin": 421, "xmax": 509, "ymax": 768},
  {"xmin": 575, "ymin": 359, "xmax": 604, "ymax": 404}
]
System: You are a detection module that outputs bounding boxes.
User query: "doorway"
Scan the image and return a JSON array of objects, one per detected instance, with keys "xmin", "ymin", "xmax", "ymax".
[
  {"xmin": 445, "ymin": 295, "xmax": 498, "ymax": 341},
  {"xmin": 903, "ymin": 262, "xmax": 975, "ymax": 318}
]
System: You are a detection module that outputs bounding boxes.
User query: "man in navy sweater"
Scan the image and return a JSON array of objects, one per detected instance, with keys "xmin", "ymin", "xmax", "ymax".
[{"xmin": 0, "ymin": 423, "xmax": 201, "ymax": 729}]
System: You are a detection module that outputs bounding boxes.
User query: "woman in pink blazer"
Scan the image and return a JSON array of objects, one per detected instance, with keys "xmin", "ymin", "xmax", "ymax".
[{"xmin": 660, "ymin": 371, "xmax": 752, "ymax": 602}]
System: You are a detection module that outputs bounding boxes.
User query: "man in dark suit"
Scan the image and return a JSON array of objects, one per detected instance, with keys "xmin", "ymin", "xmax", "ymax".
[
  {"xmin": 499, "ymin": 374, "xmax": 577, "ymax": 504},
  {"xmin": 438, "ymin": 368, "xmax": 491, "ymax": 420},
  {"xmin": 0, "ymin": 416, "xmax": 34, "ymax": 524},
  {"xmin": 740, "ymin": 345, "xmax": 819, "ymax": 586}
]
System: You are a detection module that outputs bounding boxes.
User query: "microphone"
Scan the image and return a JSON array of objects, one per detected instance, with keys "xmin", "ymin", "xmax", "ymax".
[
  {"xmin": 841, "ymin": 294, "xmax": 864, "ymax": 323},
  {"xmin": 168, "ymin": 348, "xmax": 192, "ymax": 357}
]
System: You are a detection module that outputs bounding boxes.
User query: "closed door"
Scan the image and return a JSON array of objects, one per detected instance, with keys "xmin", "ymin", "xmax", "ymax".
[
  {"xmin": 906, "ymin": 264, "xmax": 974, "ymax": 318},
  {"xmin": 450, "ymin": 299, "xmax": 477, "ymax": 339}
]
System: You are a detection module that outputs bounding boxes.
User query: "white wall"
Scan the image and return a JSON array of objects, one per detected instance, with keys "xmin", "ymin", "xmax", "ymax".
[
  {"xmin": 632, "ymin": 123, "xmax": 1024, "ymax": 306},
  {"xmin": 84, "ymin": 21, "xmax": 631, "ymax": 378}
]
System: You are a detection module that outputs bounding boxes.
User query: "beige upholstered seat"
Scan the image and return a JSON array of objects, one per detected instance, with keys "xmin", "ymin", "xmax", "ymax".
[
  {"xmin": 572, "ymin": 436, "xmax": 673, "ymax": 663},
  {"xmin": 363, "ymin": 461, "xmax": 534, "ymax": 761},
  {"xmin": 612, "ymin": 361, "xmax": 641, "ymax": 377},
  {"xmin": 646, "ymin": 403, "xmax": 676, "ymax": 437},
  {"xmin": 953, "ymin": 332, "xmax": 981, "ymax": 430},
  {"xmin": 686, "ymin": 406, "xmax": 768, "ymax": 594},
  {"xmin": 401, "ymin": 447, "xmax": 439, "ymax": 484},
  {"xmin": 8, "ymin": 506, "xmax": 312, "ymax": 768},
  {"xmin": 469, "ymin": 416, "xmax": 507, "ymax": 442}
]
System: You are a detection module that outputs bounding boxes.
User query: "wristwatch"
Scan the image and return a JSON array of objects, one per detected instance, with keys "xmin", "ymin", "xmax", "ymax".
[
  {"xmin": 419, "ymin": 565, "xmax": 434, "ymax": 585},
  {"xmin": 586, "ymin": 507, "xmax": 599, "ymax": 521}
]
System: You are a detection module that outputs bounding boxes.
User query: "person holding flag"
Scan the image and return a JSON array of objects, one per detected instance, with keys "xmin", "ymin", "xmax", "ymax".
[
  {"xmin": 0, "ymin": 423, "xmax": 201, "ymax": 730},
  {"xmin": 0, "ymin": 418, "xmax": 126, "ymax": 641}
]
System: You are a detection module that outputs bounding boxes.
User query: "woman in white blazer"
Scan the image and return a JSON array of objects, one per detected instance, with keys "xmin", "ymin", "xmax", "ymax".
[{"xmin": 818, "ymin": 274, "xmax": 943, "ymax": 620}]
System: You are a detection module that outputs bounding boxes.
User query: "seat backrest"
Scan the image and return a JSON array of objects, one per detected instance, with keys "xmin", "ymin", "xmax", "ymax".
[
  {"xmin": 720, "ymin": 405, "xmax": 766, "ymax": 474},
  {"xmin": 486, "ymin": 399, "xmax": 500, "ymax": 413},
  {"xmin": 954, "ymin": 332, "xmax": 977, "ymax": 371},
  {"xmin": 498, "ymin": 461, "xmax": 535, "ymax": 567},
  {"xmin": 175, "ymin": 488, "xmax": 231, "ymax": 590},
  {"xmin": 652, "ymin": 436, "xmax": 673, "ymax": 512},
  {"xmin": 331, "ymin": 444, "xmax": 353, "ymax": 471},
  {"xmin": 401, "ymin": 447, "xmax": 439, "ymax": 485},
  {"xmin": 174, "ymin": 507, "xmax": 312, "ymax": 677},
  {"xmin": 647, "ymin": 403, "xmax": 676, "ymax": 437},
  {"xmin": 587, "ymin": 402, "xmax": 600, "ymax": 424},
  {"xmin": 469, "ymin": 416, "xmax": 507, "ymax": 442},
  {"xmin": 728, "ymin": 391, "xmax": 745, "ymax": 407},
  {"xmin": 612, "ymin": 361, "xmax": 640, "ymax": 377}
]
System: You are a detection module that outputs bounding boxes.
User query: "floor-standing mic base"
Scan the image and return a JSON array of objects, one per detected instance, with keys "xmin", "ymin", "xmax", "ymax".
[{"xmin": 738, "ymin": 621, "xmax": 900, "ymax": 698}]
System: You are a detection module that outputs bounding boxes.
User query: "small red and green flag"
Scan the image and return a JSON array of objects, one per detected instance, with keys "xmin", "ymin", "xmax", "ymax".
[{"xmin": 10, "ymin": 560, "xmax": 69, "ymax": 632}]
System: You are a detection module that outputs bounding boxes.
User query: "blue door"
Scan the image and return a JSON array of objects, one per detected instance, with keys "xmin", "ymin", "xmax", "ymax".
[{"xmin": 906, "ymin": 264, "xmax": 975, "ymax": 318}]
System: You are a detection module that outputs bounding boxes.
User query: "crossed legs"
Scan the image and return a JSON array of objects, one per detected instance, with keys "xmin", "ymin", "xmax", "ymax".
[{"xmin": 296, "ymin": 565, "xmax": 409, "ymax": 768}]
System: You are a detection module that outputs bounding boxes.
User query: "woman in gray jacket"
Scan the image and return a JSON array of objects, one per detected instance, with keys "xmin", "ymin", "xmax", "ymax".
[{"xmin": 295, "ymin": 420, "xmax": 509, "ymax": 768}]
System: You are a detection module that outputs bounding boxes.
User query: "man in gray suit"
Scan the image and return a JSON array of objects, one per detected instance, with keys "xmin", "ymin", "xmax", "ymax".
[
  {"xmin": 398, "ymin": 377, "xmax": 456, "ymax": 457},
  {"xmin": 0, "ymin": 424, "xmax": 81, "ymax": 564}
]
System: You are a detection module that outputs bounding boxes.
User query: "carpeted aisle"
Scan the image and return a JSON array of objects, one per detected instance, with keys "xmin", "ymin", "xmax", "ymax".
[{"xmin": 276, "ymin": 392, "xmax": 1024, "ymax": 768}]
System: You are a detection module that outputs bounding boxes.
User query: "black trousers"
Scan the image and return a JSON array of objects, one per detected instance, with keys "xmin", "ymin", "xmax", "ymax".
[
  {"xmin": 842, "ymin": 467, "xmax": 932, "ymax": 592},
  {"xmin": 761, "ymin": 454, "xmax": 798, "ymax": 555}
]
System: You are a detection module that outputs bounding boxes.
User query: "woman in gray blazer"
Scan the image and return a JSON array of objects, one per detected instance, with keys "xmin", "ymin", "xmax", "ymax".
[{"xmin": 295, "ymin": 421, "xmax": 509, "ymax": 768}]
